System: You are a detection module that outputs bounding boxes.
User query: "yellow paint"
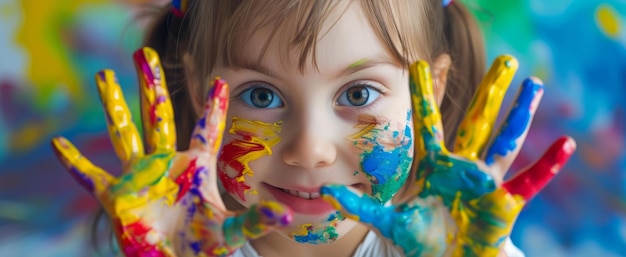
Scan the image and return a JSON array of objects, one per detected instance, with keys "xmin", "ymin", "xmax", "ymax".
[
  {"xmin": 349, "ymin": 123, "xmax": 376, "ymax": 140},
  {"xmin": 51, "ymin": 136, "xmax": 114, "ymax": 195},
  {"xmin": 596, "ymin": 4, "xmax": 622, "ymax": 38},
  {"xmin": 409, "ymin": 61, "xmax": 448, "ymax": 160},
  {"xmin": 16, "ymin": 0, "xmax": 107, "ymax": 100},
  {"xmin": 292, "ymin": 224, "xmax": 314, "ymax": 238},
  {"xmin": 454, "ymin": 55, "xmax": 518, "ymax": 160},
  {"xmin": 450, "ymin": 188, "xmax": 526, "ymax": 256},
  {"xmin": 96, "ymin": 69, "xmax": 144, "ymax": 162},
  {"xmin": 229, "ymin": 118, "xmax": 282, "ymax": 178},
  {"xmin": 322, "ymin": 195, "xmax": 360, "ymax": 221},
  {"xmin": 137, "ymin": 47, "xmax": 176, "ymax": 154}
]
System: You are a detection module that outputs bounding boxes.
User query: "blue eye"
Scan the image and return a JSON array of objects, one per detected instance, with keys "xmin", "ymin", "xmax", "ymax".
[
  {"xmin": 239, "ymin": 85, "xmax": 284, "ymax": 108},
  {"xmin": 337, "ymin": 84, "xmax": 381, "ymax": 107}
]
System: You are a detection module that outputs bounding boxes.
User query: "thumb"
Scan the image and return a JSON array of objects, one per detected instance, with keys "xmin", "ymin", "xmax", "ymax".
[
  {"xmin": 320, "ymin": 184, "xmax": 397, "ymax": 237},
  {"xmin": 222, "ymin": 201, "xmax": 292, "ymax": 249}
]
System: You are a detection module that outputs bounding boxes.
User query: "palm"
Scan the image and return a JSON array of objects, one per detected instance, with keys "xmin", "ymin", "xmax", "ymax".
[
  {"xmin": 52, "ymin": 47, "xmax": 291, "ymax": 257},
  {"xmin": 322, "ymin": 56, "xmax": 575, "ymax": 257}
]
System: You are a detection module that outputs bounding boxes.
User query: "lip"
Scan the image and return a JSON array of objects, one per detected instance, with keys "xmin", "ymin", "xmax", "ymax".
[
  {"xmin": 264, "ymin": 183, "xmax": 366, "ymax": 215},
  {"xmin": 264, "ymin": 183, "xmax": 336, "ymax": 215}
]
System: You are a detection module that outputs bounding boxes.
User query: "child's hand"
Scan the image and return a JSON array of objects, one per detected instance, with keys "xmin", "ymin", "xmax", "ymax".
[
  {"xmin": 51, "ymin": 47, "xmax": 292, "ymax": 257},
  {"xmin": 321, "ymin": 56, "xmax": 576, "ymax": 257}
]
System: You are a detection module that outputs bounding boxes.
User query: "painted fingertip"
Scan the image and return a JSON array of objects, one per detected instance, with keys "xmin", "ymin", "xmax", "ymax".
[
  {"xmin": 209, "ymin": 77, "xmax": 230, "ymax": 106},
  {"xmin": 50, "ymin": 137, "xmax": 97, "ymax": 194},
  {"xmin": 408, "ymin": 61, "xmax": 433, "ymax": 92},
  {"xmin": 259, "ymin": 201, "xmax": 293, "ymax": 226},
  {"xmin": 564, "ymin": 136, "xmax": 577, "ymax": 154},
  {"xmin": 94, "ymin": 70, "xmax": 116, "ymax": 98},
  {"xmin": 493, "ymin": 55, "xmax": 519, "ymax": 70},
  {"xmin": 550, "ymin": 136, "xmax": 577, "ymax": 174},
  {"xmin": 133, "ymin": 47, "xmax": 163, "ymax": 89},
  {"xmin": 485, "ymin": 55, "xmax": 519, "ymax": 90}
]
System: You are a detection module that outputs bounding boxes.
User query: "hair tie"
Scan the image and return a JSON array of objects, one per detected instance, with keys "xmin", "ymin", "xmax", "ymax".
[
  {"xmin": 172, "ymin": 0, "xmax": 189, "ymax": 18},
  {"xmin": 443, "ymin": 0, "xmax": 453, "ymax": 7}
]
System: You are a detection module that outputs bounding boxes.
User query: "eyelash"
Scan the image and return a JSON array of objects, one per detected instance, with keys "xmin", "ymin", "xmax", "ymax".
[
  {"xmin": 335, "ymin": 81, "xmax": 385, "ymax": 108},
  {"xmin": 236, "ymin": 82, "xmax": 285, "ymax": 109},
  {"xmin": 234, "ymin": 80, "xmax": 386, "ymax": 110}
]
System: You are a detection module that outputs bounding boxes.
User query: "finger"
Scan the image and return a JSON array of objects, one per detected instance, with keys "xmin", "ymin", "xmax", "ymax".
[
  {"xmin": 454, "ymin": 55, "xmax": 518, "ymax": 160},
  {"xmin": 51, "ymin": 137, "xmax": 115, "ymax": 197},
  {"xmin": 484, "ymin": 78, "xmax": 544, "ymax": 176},
  {"xmin": 320, "ymin": 184, "xmax": 397, "ymax": 238},
  {"xmin": 502, "ymin": 136, "xmax": 576, "ymax": 200},
  {"xmin": 409, "ymin": 61, "xmax": 447, "ymax": 154},
  {"xmin": 189, "ymin": 77, "xmax": 230, "ymax": 153},
  {"xmin": 133, "ymin": 47, "xmax": 176, "ymax": 154},
  {"xmin": 221, "ymin": 201, "xmax": 292, "ymax": 249},
  {"xmin": 95, "ymin": 70, "xmax": 144, "ymax": 163}
]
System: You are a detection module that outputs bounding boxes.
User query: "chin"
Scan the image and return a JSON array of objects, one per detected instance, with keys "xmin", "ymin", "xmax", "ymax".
[{"xmin": 277, "ymin": 212, "xmax": 358, "ymax": 245}]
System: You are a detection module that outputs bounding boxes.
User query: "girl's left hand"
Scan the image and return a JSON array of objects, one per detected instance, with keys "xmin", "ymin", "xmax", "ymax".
[{"xmin": 321, "ymin": 56, "xmax": 576, "ymax": 257}]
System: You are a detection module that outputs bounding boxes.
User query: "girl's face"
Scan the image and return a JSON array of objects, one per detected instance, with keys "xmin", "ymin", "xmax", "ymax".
[{"xmin": 212, "ymin": 3, "xmax": 414, "ymax": 244}]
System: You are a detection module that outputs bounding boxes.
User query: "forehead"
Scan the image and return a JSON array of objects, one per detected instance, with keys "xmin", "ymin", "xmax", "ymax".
[{"xmin": 227, "ymin": 1, "xmax": 399, "ymax": 75}]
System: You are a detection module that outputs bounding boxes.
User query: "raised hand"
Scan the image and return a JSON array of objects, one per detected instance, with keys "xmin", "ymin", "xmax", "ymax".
[
  {"xmin": 51, "ymin": 47, "xmax": 292, "ymax": 257},
  {"xmin": 321, "ymin": 56, "xmax": 576, "ymax": 257}
]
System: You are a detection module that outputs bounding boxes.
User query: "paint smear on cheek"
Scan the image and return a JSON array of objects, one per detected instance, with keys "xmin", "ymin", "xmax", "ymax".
[
  {"xmin": 350, "ymin": 112, "xmax": 413, "ymax": 203},
  {"xmin": 218, "ymin": 118, "xmax": 282, "ymax": 201},
  {"xmin": 291, "ymin": 211, "xmax": 345, "ymax": 244}
]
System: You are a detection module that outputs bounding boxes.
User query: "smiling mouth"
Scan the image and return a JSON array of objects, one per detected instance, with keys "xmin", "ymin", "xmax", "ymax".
[
  {"xmin": 280, "ymin": 189, "xmax": 321, "ymax": 199},
  {"xmin": 276, "ymin": 183, "xmax": 365, "ymax": 200}
]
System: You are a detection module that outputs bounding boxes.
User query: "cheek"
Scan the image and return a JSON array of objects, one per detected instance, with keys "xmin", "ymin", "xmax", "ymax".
[
  {"xmin": 352, "ymin": 111, "xmax": 414, "ymax": 203},
  {"xmin": 216, "ymin": 117, "xmax": 282, "ymax": 202}
]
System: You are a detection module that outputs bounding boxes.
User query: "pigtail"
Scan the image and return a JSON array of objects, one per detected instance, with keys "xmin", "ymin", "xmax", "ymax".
[{"xmin": 439, "ymin": 1, "xmax": 487, "ymax": 148}]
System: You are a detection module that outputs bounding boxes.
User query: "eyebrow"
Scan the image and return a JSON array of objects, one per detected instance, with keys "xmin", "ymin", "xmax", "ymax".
[
  {"xmin": 232, "ymin": 57, "xmax": 396, "ymax": 80},
  {"xmin": 341, "ymin": 58, "xmax": 396, "ymax": 78}
]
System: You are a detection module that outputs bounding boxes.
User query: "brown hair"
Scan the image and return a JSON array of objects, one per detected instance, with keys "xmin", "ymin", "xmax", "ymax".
[
  {"xmin": 143, "ymin": 0, "xmax": 485, "ymax": 200},
  {"xmin": 93, "ymin": 0, "xmax": 485, "ymax": 251},
  {"xmin": 146, "ymin": 0, "xmax": 485, "ymax": 150}
]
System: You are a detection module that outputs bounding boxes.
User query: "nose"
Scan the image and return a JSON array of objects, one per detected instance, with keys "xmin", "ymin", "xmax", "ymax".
[{"xmin": 281, "ymin": 115, "xmax": 337, "ymax": 169}]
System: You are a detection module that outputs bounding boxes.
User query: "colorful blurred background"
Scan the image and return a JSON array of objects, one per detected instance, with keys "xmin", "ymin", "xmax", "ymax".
[{"xmin": 0, "ymin": 0, "xmax": 624, "ymax": 256}]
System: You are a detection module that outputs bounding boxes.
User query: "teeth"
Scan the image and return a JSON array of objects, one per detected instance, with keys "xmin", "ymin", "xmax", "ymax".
[
  {"xmin": 297, "ymin": 191, "xmax": 310, "ymax": 199},
  {"xmin": 281, "ymin": 189, "xmax": 320, "ymax": 199}
]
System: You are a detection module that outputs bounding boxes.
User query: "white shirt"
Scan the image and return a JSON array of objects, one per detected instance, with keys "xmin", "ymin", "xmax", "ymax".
[{"xmin": 231, "ymin": 230, "xmax": 525, "ymax": 257}]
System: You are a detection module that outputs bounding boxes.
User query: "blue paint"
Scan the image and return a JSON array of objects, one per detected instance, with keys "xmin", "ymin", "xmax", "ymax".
[
  {"xmin": 70, "ymin": 166, "xmax": 95, "ymax": 193},
  {"xmin": 358, "ymin": 110, "xmax": 413, "ymax": 203},
  {"xmin": 485, "ymin": 78, "xmax": 543, "ymax": 165},
  {"xmin": 320, "ymin": 185, "xmax": 441, "ymax": 257},
  {"xmin": 189, "ymin": 241, "xmax": 201, "ymax": 255}
]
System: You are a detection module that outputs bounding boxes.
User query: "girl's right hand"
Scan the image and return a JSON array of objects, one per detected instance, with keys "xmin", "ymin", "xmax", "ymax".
[{"xmin": 51, "ymin": 47, "xmax": 292, "ymax": 257}]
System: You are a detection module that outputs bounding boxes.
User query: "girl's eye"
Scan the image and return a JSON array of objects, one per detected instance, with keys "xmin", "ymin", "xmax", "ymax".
[
  {"xmin": 337, "ymin": 84, "xmax": 381, "ymax": 107},
  {"xmin": 239, "ymin": 86, "xmax": 284, "ymax": 108}
]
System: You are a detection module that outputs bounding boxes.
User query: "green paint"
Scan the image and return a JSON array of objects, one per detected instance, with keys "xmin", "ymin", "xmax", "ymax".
[{"xmin": 348, "ymin": 58, "xmax": 369, "ymax": 69}]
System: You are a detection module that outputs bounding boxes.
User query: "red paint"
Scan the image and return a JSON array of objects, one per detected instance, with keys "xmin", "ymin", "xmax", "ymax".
[
  {"xmin": 133, "ymin": 48, "xmax": 160, "ymax": 127},
  {"xmin": 503, "ymin": 136, "xmax": 576, "ymax": 200},
  {"xmin": 265, "ymin": 183, "xmax": 334, "ymax": 215},
  {"xmin": 175, "ymin": 158, "xmax": 198, "ymax": 202},
  {"xmin": 218, "ymin": 138, "xmax": 264, "ymax": 200},
  {"xmin": 116, "ymin": 219, "xmax": 166, "ymax": 257}
]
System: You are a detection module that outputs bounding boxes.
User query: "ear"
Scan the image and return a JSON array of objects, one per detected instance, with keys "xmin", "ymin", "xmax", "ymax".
[{"xmin": 432, "ymin": 53, "xmax": 451, "ymax": 105}]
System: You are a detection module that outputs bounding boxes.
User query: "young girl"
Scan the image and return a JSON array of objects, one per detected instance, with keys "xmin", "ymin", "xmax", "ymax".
[{"xmin": 52, "ymin": 0, "xmax": 575, "ymax": 256}]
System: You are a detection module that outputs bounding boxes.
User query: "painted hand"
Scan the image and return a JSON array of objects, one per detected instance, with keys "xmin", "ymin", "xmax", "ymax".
[
  {"xmin": 51, "ymin": 47, "xmax": 292, "ymax": 257},
  {"xmin": 321, "ymin": 56, "xmax": 576, "ymax": 257}
]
